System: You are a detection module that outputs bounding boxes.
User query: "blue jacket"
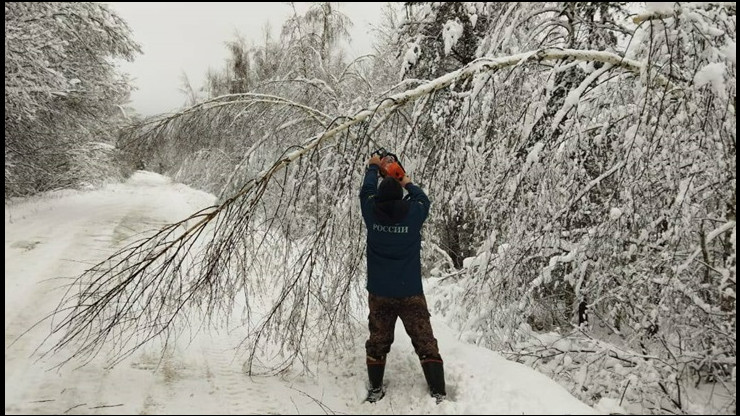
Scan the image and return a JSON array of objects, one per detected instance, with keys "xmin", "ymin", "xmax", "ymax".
[{"xmin": 359, "ymin": 164, "xmax": 431, "ymax": 297}]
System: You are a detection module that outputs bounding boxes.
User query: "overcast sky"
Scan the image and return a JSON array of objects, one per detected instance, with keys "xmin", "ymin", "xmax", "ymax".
[{"xmin": 107, "ymin": 2, "xmax": 386, "ymax": 116}]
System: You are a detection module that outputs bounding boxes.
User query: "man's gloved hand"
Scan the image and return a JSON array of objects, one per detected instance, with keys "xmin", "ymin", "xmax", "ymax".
[
  {"xmin": 400, "ymin": 175, "xmax": 411, "ymax": 187},
  {"xmin": 368, "ymin": 155, "xmax": 382, "ymax": 167}
]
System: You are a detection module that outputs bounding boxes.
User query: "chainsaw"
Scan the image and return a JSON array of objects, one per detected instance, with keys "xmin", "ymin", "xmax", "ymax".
[{"xmin": 372, "ymin": 148, "xmax": 406, "ymax": 181}]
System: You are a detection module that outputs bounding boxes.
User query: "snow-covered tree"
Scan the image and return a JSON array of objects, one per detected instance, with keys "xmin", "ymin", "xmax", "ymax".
[
  {"xmin": 393, "ymin": 3, "xmax": 735, "ymax": 413},
  {"xmin": 5, "ymin": 2, "xmax": 140, "ymax": 197}
]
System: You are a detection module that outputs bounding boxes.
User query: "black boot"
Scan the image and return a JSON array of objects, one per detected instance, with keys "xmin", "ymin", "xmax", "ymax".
[
  {"xmin": 421, "ymin": 358, "xmax": 446, "ymax": 403},
  {"xmin": 366, "ymin": 355, "xmax": 386, "ymax": 403}
]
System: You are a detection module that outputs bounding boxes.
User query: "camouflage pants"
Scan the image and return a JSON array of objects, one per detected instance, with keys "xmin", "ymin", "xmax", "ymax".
[{"xmin": 365, "ymin": 293, "xmax": 441, "ymax": 361}]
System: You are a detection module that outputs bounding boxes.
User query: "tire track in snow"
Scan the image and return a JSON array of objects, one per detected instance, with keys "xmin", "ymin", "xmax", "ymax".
[{"xmin": 5, "ymin": 173, "xmax": 215, "ymax": 415}]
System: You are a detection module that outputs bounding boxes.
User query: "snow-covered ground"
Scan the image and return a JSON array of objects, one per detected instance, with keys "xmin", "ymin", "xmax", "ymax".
[{"xmin": 5, "ymin": 171, "xmax": 599, "ymax": 415}]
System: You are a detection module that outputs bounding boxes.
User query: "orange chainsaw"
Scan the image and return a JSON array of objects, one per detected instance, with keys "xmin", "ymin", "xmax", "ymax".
[{"xmin": 372, "ymin": 148, "xmax": 406, "ymax": 181}]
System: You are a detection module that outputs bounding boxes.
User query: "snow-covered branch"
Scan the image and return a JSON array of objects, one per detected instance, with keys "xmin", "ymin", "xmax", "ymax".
[
  {"xmin": 633, "ymin": 2, "xmax": 736, "ymax": 25},
  {"xmin": 142, "ymin": 92, "xmax": 334, "ymax": 127},
  {"xmin": 254, "ymin": 47, "xmax": 663, "ymax": 178},
  {"xmin": 554, "ymin": 161, "xmax": 626, "ymax": 221}
]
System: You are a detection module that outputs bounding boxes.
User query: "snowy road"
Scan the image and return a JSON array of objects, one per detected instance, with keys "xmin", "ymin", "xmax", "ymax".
[{"xmin": 5, "ymin": 172, "xmax": 598, "ymax": 415}]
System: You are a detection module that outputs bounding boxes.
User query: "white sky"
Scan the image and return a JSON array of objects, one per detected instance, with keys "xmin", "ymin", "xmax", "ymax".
[
  {"xmin": 5, "ymin": 171, "xmax": 605, "ymax": 415},
  {"xmin": 107, "ymin": 2, "xmax": 386, "ymax": 116}
]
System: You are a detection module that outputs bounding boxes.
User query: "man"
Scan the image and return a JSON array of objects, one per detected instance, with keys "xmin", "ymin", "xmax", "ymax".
[{"xmin": 359, "ymin": 154, "xmax": 446, "ymax": 403}]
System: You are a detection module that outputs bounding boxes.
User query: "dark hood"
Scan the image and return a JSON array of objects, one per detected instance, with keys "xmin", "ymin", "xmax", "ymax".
[
  {"xmin": 373, "ymin": 200, "xmax": 410, "ymax": 225},
  {"xmin": 377, "ymin": 176, "xmax": 403, "ymax": 202}
]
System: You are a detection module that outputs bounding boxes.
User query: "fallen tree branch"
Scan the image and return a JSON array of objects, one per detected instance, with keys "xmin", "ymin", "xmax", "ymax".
[{"xmin": 37, "ymin": 46, "xmax": 671, "ymax": 367}]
